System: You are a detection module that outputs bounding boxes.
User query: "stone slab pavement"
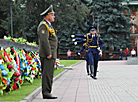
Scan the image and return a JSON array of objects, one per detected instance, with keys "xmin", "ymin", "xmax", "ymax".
[{"xmin": 27, "ymin": 60, "xmax": 138, "ymax": 102}]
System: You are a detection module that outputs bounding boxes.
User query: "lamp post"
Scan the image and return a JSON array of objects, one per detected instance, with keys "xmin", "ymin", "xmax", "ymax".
[
  {"xmin": 10, "ymin": 0, "xmax": 16, "ymax": 37},
  {"xmin": 19, "ymin": 1, "xmax": 26, "ymax": 39},
  {"xmin": 20, "ymin": 3, "xmax": 26, "ymax": 37}
]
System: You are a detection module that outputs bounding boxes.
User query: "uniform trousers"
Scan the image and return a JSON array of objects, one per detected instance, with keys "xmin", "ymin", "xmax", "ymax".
[
  {"xmin": 40, "ymin": 57, "xmax": 55, "ymax": 96},
  {"xmin": 85, "ymin": 52, "xmax": 89, "ymax": 65},
  {"xmin": 88, "ymin": 51, "xmax": 99, "ymax": 76}
]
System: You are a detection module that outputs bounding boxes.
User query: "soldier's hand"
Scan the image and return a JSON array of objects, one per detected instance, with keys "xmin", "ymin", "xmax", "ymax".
[
  {"xmin": 47, "ymin": 55, "xmax": 52, "ymax": 59},
  {"xmin": 97, "ymin": 47, "xmax": 101, "ymax": 51},
  {"xmin": 71, "ymin": 35, "xmax": 75, "ymax": 38},
  {"xmin": 74, "ymin": 42, "xmax": 77, "ymax": 45},
  {"xmin": 72, "ymin": 39, "xmax": 75, "ymax": 41}
]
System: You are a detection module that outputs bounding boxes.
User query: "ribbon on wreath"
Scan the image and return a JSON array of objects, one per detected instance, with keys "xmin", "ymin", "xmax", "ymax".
[{"xmin": 11, "ymin": 47, "xmax": 21, "ymax": 74}]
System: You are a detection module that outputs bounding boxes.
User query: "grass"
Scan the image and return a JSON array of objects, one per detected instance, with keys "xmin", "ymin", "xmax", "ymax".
[
  {"xmin": 0, "ymin": 60, "xmax": 82, "ymax": 101},
  {"xmin": 60, "ymin": 60, "xmax": 82, "ymax": 67}
]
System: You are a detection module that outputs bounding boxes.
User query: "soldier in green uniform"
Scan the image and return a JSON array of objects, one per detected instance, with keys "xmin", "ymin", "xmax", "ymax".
[{"xmin": 37, "ymin": 5, "xmax": 58, "ymax": 99}]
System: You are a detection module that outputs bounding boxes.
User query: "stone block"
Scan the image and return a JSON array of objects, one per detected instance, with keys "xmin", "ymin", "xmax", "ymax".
[{"xmin": 127, "ymin": 57, "xmax": 138, "ymax": 65}]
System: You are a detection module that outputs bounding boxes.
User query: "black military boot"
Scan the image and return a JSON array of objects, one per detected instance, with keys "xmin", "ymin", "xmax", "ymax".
[
  {"xmin": 86, "ymin": 65, "xmax": 90, "ymax": 75},
  {"xmin": 90, "ymin": 65, "xmax": 94, "ymax": 77}
]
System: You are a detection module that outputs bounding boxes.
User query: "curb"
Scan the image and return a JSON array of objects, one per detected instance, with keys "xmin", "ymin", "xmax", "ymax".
[
  {"xmin": 21, "ymin": 60, "xmax": 83, "ymax": 102},
  {"xmin": 20, "ymin": 69, "xmax": 68, "ymax": 102},
  {"xmin": 1, "ymin": 60, "xmax": 83, "ymax": 102}
]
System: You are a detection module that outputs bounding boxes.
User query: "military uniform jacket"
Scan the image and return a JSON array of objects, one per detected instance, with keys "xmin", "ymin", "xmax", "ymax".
[
  {"xmin": 37, "ymin": 20, "xmax": 58, "ymax": 59},
  {"xmin": 86, "ymin": 33, "xmax": 104, "ymax": 53},
  {"xmin": 78, "ymin": 43, "xmax": 89, "ymax": 54}
]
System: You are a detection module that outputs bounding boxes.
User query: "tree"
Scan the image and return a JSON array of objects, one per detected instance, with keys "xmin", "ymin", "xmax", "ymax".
[
  {"xmin": 0, "ymin": 0, "xmax": 28, "ymax": 39},
  {"xmin": 90, "ymin": 0, "xmax": 135, "ymax": 58},
  {"xmin": 51, "ymin": 0, "xmax": 90, "ymax": 54},
  {"xmin": 0, "ymin": 0, "xmax": 89, "ymax": 45}
]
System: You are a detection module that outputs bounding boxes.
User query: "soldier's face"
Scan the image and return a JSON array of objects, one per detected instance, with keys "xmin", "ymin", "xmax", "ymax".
[
  {"xmin": 47, "ymin": 13, "xmax": 55, "ymax": 22},
  {"xmin": 90, "ymin": 30, "xmax": 96, "ymax": 34}
]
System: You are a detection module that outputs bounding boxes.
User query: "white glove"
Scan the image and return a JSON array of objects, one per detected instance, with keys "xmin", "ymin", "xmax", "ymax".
[
  {"xmin": 78, "ymin": 53, "xmax": 80, "ymax": 55},
  {"xmin": 74, "ymin": 42, "xmax": 77, "ymax": 45},
  {"xmin": 71, "ymin": 35, "xmax": 75, "ymax": 38},
  {"xmin": 72, "ymin": 39, "xmax": 75, "ymax": 41},
  {"xmin": 97, "ymin": 47, "xmax": 100, "ymax": 51}
]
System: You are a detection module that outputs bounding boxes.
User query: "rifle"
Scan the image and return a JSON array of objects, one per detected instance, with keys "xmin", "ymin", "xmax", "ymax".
[{"xmin": 97, "ymin": 16, "xmax": 100, "ymax": 51}]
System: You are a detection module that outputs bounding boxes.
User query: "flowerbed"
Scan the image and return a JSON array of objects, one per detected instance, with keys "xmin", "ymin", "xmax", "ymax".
[
  {"xmin": 0, "ymin": 46, "xmax": 41, "ymax": 96},
  {"xmin": 3, "ymin": 36, "xmax": 38, "ymax": 47},
  {"xmin": 0, "ymin": 37, "xmax": 60, "ymax": 96}
]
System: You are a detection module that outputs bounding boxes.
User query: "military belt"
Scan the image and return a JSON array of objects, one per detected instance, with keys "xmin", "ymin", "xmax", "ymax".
[{"xmin": 89, "ymin": 46, "xmax": 98, "ymax": 48}]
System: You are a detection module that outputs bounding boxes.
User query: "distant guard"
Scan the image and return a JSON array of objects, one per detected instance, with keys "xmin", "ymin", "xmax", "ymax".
[{"xmin": 86, "ymin": 26, "xmax": 104, "ymax": 79}]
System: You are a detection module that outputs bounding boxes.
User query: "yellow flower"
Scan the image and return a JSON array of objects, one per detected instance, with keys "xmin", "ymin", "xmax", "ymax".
[{"xmin": 2, "ymin": 78, "xmax": 7, "ymax": 86}]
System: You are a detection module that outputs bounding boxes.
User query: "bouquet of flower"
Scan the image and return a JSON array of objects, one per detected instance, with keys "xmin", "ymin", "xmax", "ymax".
[{"xmin": 54, "ymin": 58, "xmax": 60, "ymax": 69}]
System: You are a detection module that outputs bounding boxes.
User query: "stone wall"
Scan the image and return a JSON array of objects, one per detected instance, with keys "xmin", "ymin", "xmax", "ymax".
[{"xmin": 0, "ymin": 39, "xmax": 38, "ymax": 51}]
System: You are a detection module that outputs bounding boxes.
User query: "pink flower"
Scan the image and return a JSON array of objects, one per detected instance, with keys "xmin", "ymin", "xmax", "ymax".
[
  {"xmin": 8, "ymin": 65, "xmax": 12, "ymax": 69},
  {"xmin": 15, "ymin": 77, "xmax": 19, "ymax": 81},
  {"xmin": 14, "ymin": 73, "xmax": 18, "ymax": 76}
]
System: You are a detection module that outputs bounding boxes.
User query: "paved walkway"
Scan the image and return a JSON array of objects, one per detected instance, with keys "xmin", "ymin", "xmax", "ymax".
[{"xmin": 31, "ymin": 60, "xmax": 138, "ymax": 102}]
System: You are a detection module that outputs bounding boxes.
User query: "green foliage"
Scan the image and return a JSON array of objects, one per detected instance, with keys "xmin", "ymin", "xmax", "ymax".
[
  {"xmin": 90, "ymin": 0, "xmax": 134, "ymax": 55},
  {"xmin": 0, "ymin": 67, "xmax": 65, "ymax": 101},
  {"xmin": 0, "ymin": 0, "xmax": 90, "ymax": 53},
  {"xmin": 0, "ymin": 0, "xmax": 136, "ymax": 56}
]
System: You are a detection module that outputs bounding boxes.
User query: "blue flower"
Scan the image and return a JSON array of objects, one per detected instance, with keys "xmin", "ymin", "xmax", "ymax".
[
  {"xmin": 24, "ymin": 67, "xmax": 27, "ymax": 70},
  {"xmin": 7, "ymin": 78, "xmax": 11, "ymax": 85},
  {"xmin": 2, "ymin": 70, "xmax": 7, "ymax": 76},
  {"xmin": 35, "ymin": 59, "xmax": 38, "ymax": 62},
  {"xmin": 28, "ymin": 66, "xmax": 31, "ymax": 70},
  {"xmin": 24, "ymin": 73, "xmax": 28, "ymax": 76},
  {"xmin": 0, "ymin": 65, "xmax": 4, "ymax": 70}
]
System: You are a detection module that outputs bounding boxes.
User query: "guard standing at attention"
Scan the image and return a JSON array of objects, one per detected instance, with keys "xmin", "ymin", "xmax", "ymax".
[
  {"xmin": 86, "ymin": 26, "xmax": 104, "ymax": 79},
  {"xmin": 37, "ymin": 5, "xmax": 58, "ymax": 99}
]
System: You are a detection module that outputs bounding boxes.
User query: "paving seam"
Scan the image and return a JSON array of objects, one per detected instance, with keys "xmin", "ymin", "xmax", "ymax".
[{"xmin": 20, "ymin": 60, "xmax": 84, "ymax": 102}]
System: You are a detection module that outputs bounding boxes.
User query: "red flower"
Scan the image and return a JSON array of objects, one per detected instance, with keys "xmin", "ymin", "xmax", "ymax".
[
  {"xmin": 17, "ymin": 73, "xmax": 21, "ymax": 76},
  {"xmin": 32, "ymin": 55, "xmax": 34, "ymax": 58},
  {"xmin": 8, "ymin": 65, "xmax": 13, "ymax": 69},
  {"xmin": 28, "ymin": 61, "xmax": 31, "ymax": 64},
  {"xmin": 15, "ymin": 77, "xmax": 19, "ymax": 81},
  {"xmin": 13, "ymin": 82, "xmax": 18, "ymax": 89},
  {"xmin": 20, "ymin": 79, "xmax": 22, "ymax": 84},
  {"xmin": 25, "ymin": 54, "xmax": 27, "ymax": 57},
  {"xmin": 14, "ymin": 73, "xmax": 18, "ymax": 76},
  {"xmin": 28, "ymin": 56, "xmax": 32, "ymax": 60},
  {"xmin": 31, "ymin": 68, "xmax": 35, "ymax": 70}
]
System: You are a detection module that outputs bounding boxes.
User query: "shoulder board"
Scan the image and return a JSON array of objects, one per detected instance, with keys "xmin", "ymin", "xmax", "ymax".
[
  {"xmin": 87, "ymin": 33, "xmax": 91, "ymax": 35},
  {"xmin": 39, "ymin": 21, "xmax": 55, "ymax": 36}
]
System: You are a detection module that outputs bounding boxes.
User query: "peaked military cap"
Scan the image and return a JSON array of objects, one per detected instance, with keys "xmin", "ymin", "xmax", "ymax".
[
  {"xmin": 40, "ymin": 5, "xmax": 55, "ymax": 16},
  {"xmin": 87, "ymin": 26, "xmax": 97, "ymax": 33}
]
